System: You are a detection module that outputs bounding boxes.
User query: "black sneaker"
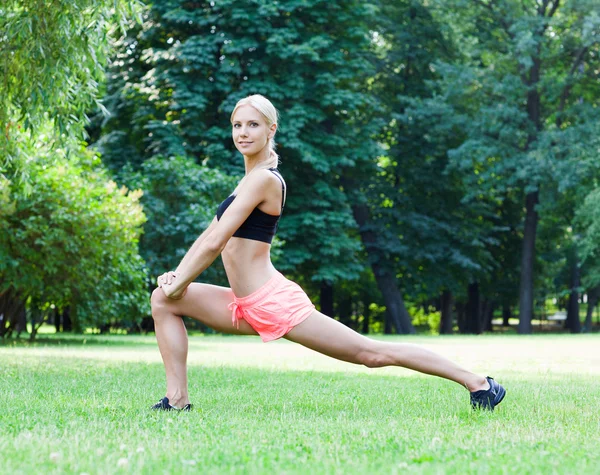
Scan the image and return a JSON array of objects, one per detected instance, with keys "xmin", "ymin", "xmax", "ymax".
[
  {"xmin": 470, "ymin": 376, "xmax": 506, "ymax": 411},
  {"xmin": 151, "ymin": 397, "xmax": 192, "ymax": 412}
]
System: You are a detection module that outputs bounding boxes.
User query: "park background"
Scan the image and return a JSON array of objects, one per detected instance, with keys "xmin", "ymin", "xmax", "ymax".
[
  {"xmin": 2, "ymin": 0, "xmax": 600, "ymax": 338},
  {"xmin": 2, "ymin": 1, "xmax": 600, "ymax": 474}
]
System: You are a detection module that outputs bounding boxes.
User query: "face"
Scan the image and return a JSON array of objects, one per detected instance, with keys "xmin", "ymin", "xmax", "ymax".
[{"xmin": 231, "ymin": 105, "xmax": 276, "ymax": 156}]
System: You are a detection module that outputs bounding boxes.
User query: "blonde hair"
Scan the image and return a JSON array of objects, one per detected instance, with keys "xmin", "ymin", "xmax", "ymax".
[{"xmin": 230, "ymin": 94, "xmax": 279, "ymax": 168}]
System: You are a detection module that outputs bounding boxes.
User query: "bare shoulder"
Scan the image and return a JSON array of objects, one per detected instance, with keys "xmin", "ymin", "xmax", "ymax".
[
  {"xmin": 242, "ymin": 168, "xmax": 283, "ymax": 193},
  {"xmin": 238, "ymin": 168, "xmax": 285, "ymax": 213}
]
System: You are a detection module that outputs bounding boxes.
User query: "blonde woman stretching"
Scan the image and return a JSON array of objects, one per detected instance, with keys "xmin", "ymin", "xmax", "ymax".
[{"xmin": 151, "ymin": 94, "xmax": 505, "ymax": 412}]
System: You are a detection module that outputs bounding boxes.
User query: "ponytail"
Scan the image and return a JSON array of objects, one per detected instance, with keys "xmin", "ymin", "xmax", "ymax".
[{"xmin": 268, "ymin": 141, "xmax": 279, "ymax": 169}]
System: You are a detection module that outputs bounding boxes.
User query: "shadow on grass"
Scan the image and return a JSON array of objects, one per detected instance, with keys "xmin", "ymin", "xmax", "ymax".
[
  {"xmin": 0, "ymin": 331, "xmax": 255, "ymax": 348},
  {"xmin": 1, "ymin": 333, "xmax": 156, "ymax": 348}
]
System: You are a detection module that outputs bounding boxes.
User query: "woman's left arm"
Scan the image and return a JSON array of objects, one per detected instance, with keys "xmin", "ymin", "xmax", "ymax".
[{"xmin": 160, "ymin": 170, "xmax": 275, "ymax": 298}]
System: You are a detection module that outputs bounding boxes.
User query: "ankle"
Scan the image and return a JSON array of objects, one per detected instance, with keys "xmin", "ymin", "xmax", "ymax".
[
  {"xmin": 466, "ymin": 376, "xmax": 490, "ymax": 392},
  {"xmin": 166, "ymin": 392, "xmax": 189, "ymax": 408}
]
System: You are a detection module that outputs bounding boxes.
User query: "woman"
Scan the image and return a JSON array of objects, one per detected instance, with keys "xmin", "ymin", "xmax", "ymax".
[{"xmin": 151, "ymin": 94, "xmax": 505, "ymax": 412}]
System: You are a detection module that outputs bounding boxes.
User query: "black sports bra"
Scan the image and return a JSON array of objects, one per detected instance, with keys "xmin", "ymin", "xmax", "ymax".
[{"xmin": 216, "ymin": 168, "xmax": 286, "ymax": 244}]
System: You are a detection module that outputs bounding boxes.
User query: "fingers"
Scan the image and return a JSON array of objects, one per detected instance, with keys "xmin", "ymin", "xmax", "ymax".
[{"xmin": 156, "ymin": 271, "xmax": 179, "ymax": 287}]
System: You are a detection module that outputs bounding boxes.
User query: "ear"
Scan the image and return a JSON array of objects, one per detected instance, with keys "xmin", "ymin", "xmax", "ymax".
[{"xmin": 268, "ymin": 123, "xmax": 277, "ymax": 140}]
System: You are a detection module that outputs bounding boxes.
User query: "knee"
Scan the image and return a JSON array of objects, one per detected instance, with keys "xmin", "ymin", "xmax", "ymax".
[
  {"xmin": 357, "ymin": 343, "xmax": 391, "ymax": 368},
  {"xmin": 151, "ymin": 287, "xmax": 168, "ymax": 320}
]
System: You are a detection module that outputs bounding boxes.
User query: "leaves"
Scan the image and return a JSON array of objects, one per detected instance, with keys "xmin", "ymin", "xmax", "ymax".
[{"xmin": 0, "ymin": 133, "xmax": 149, "ymax": 328}]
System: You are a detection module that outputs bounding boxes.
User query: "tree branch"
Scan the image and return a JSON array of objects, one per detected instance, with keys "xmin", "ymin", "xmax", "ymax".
[
  {"xmin": 568, "ymin": 46, "xmax": 589, "ymax": 77},
  {"xmin": 547, "ymin": 0, "xmax": 560, "ymax": 18},
  {"xmin": 556, "ymin": 46, "xmax": 589, "ymax": 126}
]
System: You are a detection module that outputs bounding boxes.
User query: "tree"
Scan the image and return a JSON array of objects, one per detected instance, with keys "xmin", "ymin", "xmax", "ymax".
[
  {"xmin": 0, "ymin": 134, "xmax": 148, "ymax": 339},
  {"xmin": 1, "ymin": 0, "xmax": 141, "ymax": 178},
  {"xmin": 0, "ymin": 0, "xmax": 148, "ymax": 337},
  {"xmin": 93, "ymin": 0, "xmax": 381, "ymax": 317},
  {"xmin": 430, "ymin": 0, "xmax": 600, "ymax": 333},
  {"xmin": 575, "ymin": 188, "xmax": 600, "ymax": 332},
  {"xmin": 356, "ymin": 0, "xmax": 501, "ymax": 333}
]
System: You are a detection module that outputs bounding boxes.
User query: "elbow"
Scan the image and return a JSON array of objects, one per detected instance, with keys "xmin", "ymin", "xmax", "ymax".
[{"xmin": 203, "ymin": 235, "xmax": 226, "ymax": 255}]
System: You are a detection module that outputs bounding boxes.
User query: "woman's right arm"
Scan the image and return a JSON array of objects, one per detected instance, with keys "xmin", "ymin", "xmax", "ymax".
[{"xmin": 175, "ymin": 217, "xmax": 219, "ymax": 274}]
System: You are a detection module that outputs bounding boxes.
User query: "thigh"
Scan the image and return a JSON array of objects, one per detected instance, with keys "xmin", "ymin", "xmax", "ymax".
[
  {"xmin": 154, "ymin": 283, "xmax": 259, "ymax": 337},
  {"xmin": 284, "ymin": 310, "xmax": 376, "ymax": 363}
]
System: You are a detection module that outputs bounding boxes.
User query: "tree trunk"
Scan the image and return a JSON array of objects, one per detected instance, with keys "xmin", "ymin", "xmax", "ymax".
[
  {"xmin": 384, "ymin": 310, "xmax": 393, "ymax": 334},
  {"xmin": 456, "ymin": 301, "xmax": 466, "ymax": 334},
  {"xmin": 29, "ymin": 306, "xmax": 40, "ymax": 342},
  {"xmin": 361, "ymin": 301, "xmax": 370, "ymax": 334},
  {"xmin": 465, "ymin": 282, "xmax": 482, "ymax": 334},
  {"xmin": 0, "ymin": 289, "xmax": 26, "ymax": 338},
  {"xmin": 374, "ymin": 268, "xmax": 415, "ymax": 334},
  {"xmin": 15, "ymin": 304, "xmax": 27, "ymax": 337},
  {"xmin": 71, "ymin": 302, "xmax": 82, "ymax": 333},
  {"xmin": 482, "ymin": 300, "xmax": 495, "ymax": 332},
  {"xmin": 338, "ymin": 294, "xmax": 353, "ymax": 329},
  {"xmin": 320, "ymin": 281, "xmax": 334, "ymax": 318},
  {"xmin": 583, "ymin": 287, "xmax": 599, "ymax": 333},
  {"xmin": 440, "ymin": 290, "xmax": 453, "ymax": 334},
  {"xmin": 519, "ymin": 45, "xmax": 543, "ymax": 334},
  {"xmin": 62, "ymin": 307, "xmax": 72, "ymax": 332},
  {"xmin": 518, "ymin": 190, "xmax": 539, "ymax": 334},
  {"xmin": 566, "ymin": 253, "xmax": 581, "ymax": 333},
  {"xmin": 347, "ymin": 200, "xmax": 415, "ymax": 334},
  {"xmin": 502, "ymin": 305, "xmax": 512, "ymax": 327}
]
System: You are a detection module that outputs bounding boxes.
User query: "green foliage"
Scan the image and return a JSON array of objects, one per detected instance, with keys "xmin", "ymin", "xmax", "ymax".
[
  {"xmin": 93, "ymin": 0, "xmax": 381, "ymax": 285},
  {"xmin": 116, "ymin": 156, "xmax": 235, "ymax": 285},
  {"xmin": 420, "ymin": 0, "xmax": 600, "ymax": 312},
  {"xmin": 0, "ymin": 0, "xmax": 143, "ymax": 181},
  {"xmin": 0, "ymin": 0, "xmax": 150, "ymax": 336},
  {"xmin": 408, "ymin": 303, "xmax": 441, "ymax": 335},
  {"xmin": 3, "ymin": 0, "xmax": 596, "ymax": 334},
  {"xmin": 575, "ymin": 188, "xmax": 600, "ymax": 288},
  {"xmin": 365, "ymin": 0, "xmax": 496, "ymax": 301},
  {"xmin": 0, "ymin": 130, "xmax": 149, "ymax": 332}
]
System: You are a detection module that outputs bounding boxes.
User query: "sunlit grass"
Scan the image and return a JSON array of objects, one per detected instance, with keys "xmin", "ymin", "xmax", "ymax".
[{"xmin": 2, "ymin": 334, "xmax": 599, "ymax": 473}]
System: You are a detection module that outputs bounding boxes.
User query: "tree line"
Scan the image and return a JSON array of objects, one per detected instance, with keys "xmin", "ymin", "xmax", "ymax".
[{"xmin": 1, "ymin": 0, "xmax": 599, "ymax": 339}]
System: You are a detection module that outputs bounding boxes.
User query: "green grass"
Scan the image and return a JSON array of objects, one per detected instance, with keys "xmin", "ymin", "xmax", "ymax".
[{"xmin": 2, "ymin": 334, "xmax": 599, "ymax": 474}]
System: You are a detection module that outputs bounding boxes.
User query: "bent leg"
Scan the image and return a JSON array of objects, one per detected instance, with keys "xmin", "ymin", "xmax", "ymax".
[
  {"xmin": 285, "ymin": 310, "xmax": 488, "ymax": 391},
  {"xmin": 151, "ymin": 283, "xmax": 258, "ymax": 407}
]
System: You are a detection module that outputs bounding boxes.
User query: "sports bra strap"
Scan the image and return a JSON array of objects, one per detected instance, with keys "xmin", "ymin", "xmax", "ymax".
[{"xmin": 268, "ymin": 168, "xmax": 286, "ymax": 212}]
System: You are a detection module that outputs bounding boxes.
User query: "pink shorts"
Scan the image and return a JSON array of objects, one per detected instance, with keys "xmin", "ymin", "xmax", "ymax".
[{"xmin": 228, "ymin": 271, "xmax": 315, "ymax": 342}]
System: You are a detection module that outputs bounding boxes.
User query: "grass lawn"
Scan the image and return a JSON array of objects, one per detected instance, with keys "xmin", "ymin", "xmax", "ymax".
[{"xmin": 1, "ymin": 333, "xmax": 599, "ymax": 474}]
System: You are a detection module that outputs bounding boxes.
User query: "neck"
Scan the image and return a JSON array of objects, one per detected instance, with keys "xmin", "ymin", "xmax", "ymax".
[{"xmin": 244, "ymin": 150, "xmax": 273, "ymax": 175}]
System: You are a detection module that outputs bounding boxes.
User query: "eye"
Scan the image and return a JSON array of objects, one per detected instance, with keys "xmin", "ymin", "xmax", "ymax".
[
  {"xmin": 250, "ymin": 122, "xmax": 259, "ymax": 127},
  {"xmin": 233, "ymin": 124, "xmax": 240, "ymax": 128}
]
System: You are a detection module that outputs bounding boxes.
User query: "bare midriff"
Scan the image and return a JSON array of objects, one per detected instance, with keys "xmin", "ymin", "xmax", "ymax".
[{"xmin": 221, "ymin": 237, "xmax": 277, "ymax": 298}]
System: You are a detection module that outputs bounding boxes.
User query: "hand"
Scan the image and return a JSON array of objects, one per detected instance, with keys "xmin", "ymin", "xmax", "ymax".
[
  {"xmin": 156, "ymin": 271, "xmax": 187, "ymax": 300},
  {"xmin": 162, "ymin": 283, "xmax": 188, "ymax": 300},
  {"xmin": 156, "ymin": 271, "xmax": 178, "ymax": 288}
]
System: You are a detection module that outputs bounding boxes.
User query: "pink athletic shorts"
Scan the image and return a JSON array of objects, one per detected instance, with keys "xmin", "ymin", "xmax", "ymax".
[{"xmin": 228, "ymin": 271, "xmax": 315, "ymax": 342}]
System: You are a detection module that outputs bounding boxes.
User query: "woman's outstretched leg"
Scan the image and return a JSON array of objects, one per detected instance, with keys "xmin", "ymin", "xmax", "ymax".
[
  {"xmin": 150, "ymin": 283, "xmax": 258, "ymax": 408},
  {"xmin": 285, "ymin": 310, "xmax": 489, "ymax": 392}
]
